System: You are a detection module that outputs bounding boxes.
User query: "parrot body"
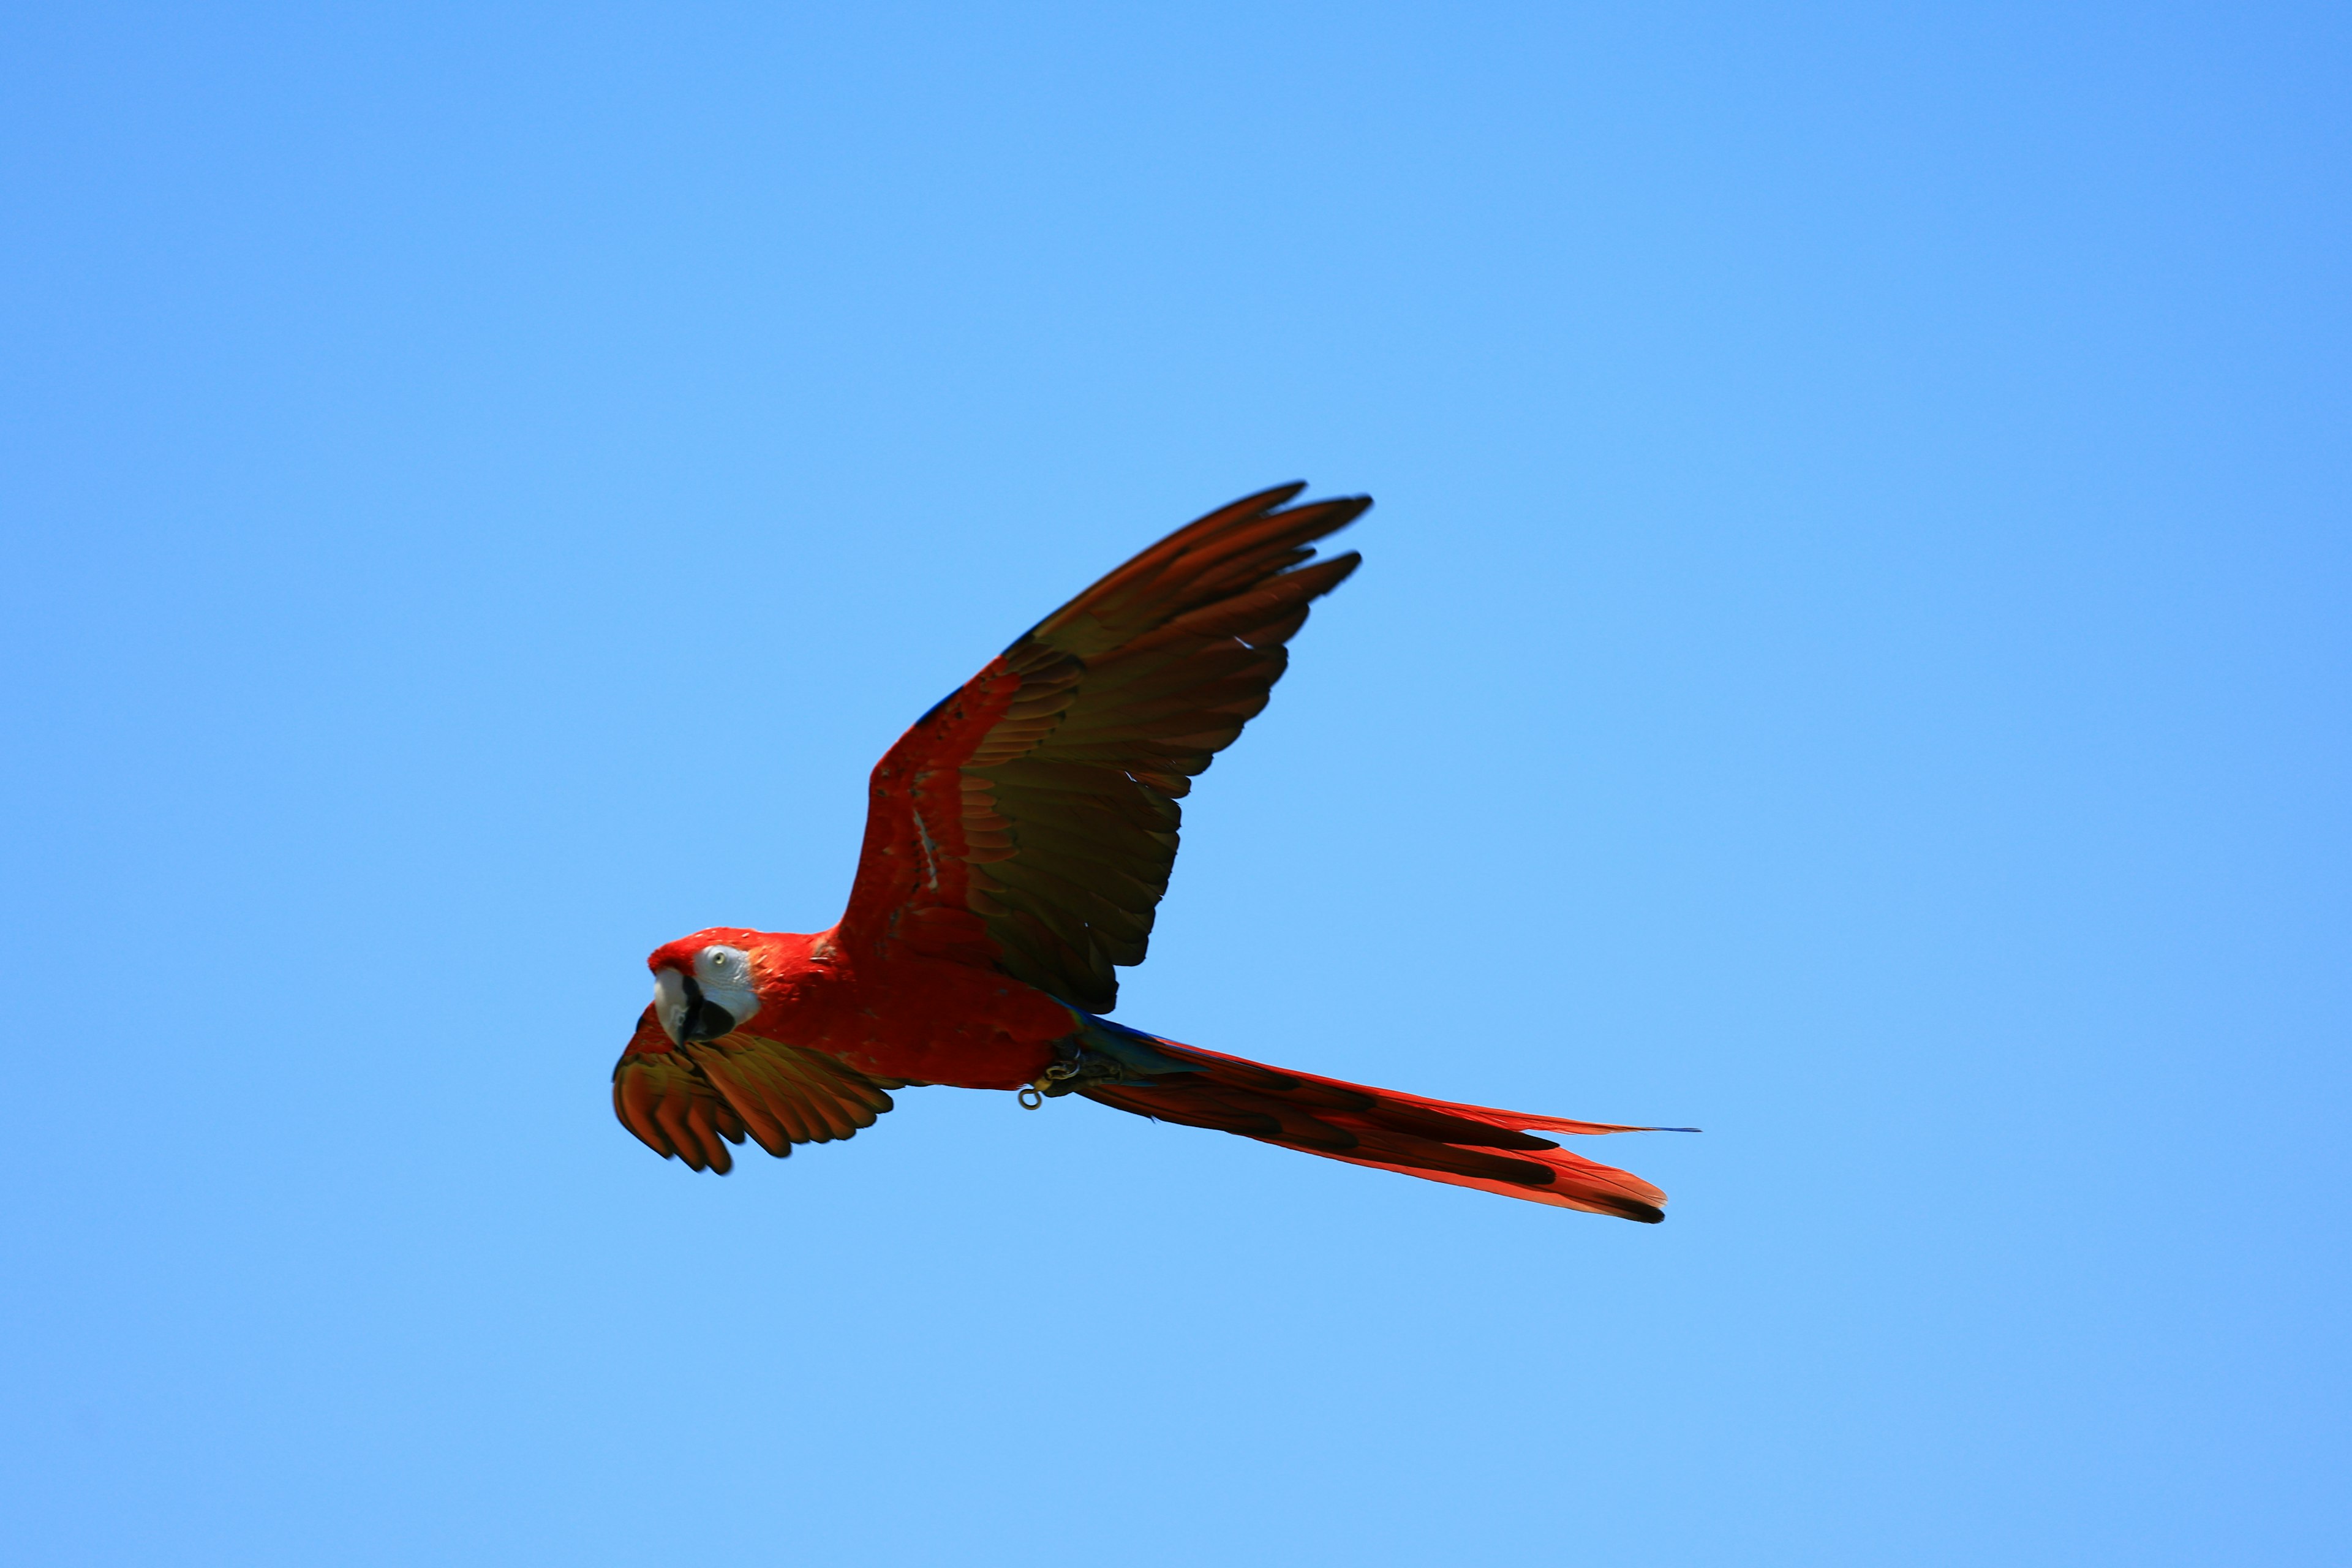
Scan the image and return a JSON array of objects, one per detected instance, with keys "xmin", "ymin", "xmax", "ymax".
[
  {"xmin": 614, "ymin": 484, "xmax": 1689, "ymax": 1221},
  {"xmin": 639, "ymin": 927, "xmax": 1068, "ymax": 1090}
]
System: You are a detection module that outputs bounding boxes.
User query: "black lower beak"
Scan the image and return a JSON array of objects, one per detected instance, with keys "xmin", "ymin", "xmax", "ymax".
[{"xmin": 678, "ymin": 976, "xmax": 737, "ymax": 1042}]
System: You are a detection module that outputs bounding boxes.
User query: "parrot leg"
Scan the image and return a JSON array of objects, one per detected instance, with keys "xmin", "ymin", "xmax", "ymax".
[
  {"xmin": 1027, "ymin": 1041, "xmax": 1130, "ymax": 1100},
  {"xmin": 1022, "ymin": 1013, "xmax": 1197, "ymax": 1105}
]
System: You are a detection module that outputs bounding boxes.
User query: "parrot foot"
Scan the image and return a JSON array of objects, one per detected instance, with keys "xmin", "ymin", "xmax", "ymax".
[
  {"xmin": 1019, "ymin": 1039, "xmax": 1134, "ymax": 1108},
  {"xmin": 1019, "ymin": 1014, "xmax": 1199, "ymax": 1109}
]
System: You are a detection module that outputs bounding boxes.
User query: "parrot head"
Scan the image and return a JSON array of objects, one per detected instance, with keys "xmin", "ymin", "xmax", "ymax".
[{"xmin": 646, "ymin": 928, "xmax": 767, "ymax": 1044}]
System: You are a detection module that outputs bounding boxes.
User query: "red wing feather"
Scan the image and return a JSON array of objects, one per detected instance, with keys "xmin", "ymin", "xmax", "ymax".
[
  {"xmin": 837, "ymin": 484, "xmax": 1368, "ymax": 1011},
  {"xmin": 611, "ymin": 1005, "xmax": 899, "ymax": 1174}
]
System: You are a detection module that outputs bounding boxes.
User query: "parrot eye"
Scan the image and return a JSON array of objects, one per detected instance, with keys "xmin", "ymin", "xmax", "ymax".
[{"xmin": 693, "ymin": 943, "xmax": 755, "ymax": 996}]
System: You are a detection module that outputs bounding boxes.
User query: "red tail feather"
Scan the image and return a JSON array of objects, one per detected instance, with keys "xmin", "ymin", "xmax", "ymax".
[{"xmin": 1076, "ymin": 1036, "xmax": 1679, "ymax": 1222}]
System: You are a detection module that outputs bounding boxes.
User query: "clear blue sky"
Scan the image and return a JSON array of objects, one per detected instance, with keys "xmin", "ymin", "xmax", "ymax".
[{"xmin": 4, "ymin": 4, "xmax": 2345, "ymax": 1564}]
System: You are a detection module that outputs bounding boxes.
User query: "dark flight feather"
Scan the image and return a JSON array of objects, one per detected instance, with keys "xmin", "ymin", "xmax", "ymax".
[{"xmin": 839, "ymin": 485, "xmax": 1368, "ymax": 1010}]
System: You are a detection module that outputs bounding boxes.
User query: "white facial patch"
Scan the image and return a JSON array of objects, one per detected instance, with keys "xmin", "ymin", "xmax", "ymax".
[{"xmin": 692, "ymin": 944, "xmax": 761, "ymax": 1031}]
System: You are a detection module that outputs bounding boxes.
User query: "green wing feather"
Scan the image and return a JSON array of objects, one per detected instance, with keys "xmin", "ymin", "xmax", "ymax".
[{"xmin": 839, "ymin": 484, "xmax": 1368, "ymax": 1011}]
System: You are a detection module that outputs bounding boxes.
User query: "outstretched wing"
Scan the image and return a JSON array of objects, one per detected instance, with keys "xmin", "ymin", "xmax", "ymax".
[
  {"xmin": 611, "ymin": 1006, "xmax": 900, "ymax": 1173},
  {"xmin": 836, "ymin": 483, "xmax": 1368, "ymax": 1012}
]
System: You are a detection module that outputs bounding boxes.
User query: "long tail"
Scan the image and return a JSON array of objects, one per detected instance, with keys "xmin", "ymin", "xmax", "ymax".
[{"xmin": 1063, "ymin": 1019, "xmax": 1690, "ymax": 1223}]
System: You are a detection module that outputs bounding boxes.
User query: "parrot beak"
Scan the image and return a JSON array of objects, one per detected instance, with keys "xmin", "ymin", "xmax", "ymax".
[{"xmin": 652, "ymin": 967, "xmax": 738, "ymax": 1044}]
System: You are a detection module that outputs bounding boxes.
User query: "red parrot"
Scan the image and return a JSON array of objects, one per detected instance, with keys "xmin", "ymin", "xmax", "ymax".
[{"xmin": 612, "ymin": 484, "xmax": 1689, "ymax": 1221}]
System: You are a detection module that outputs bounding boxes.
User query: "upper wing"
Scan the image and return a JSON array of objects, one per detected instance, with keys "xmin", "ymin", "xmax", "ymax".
[
  {"xmin": 835, "ymin": 483, "xmax": 1369, "ymax": 1011},
  {"xmin": 611, "ymin": 1006, "xmax": 900, "ymax": 1173}
]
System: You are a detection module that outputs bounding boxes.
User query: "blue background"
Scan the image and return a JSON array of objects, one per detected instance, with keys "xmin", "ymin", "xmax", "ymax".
[{"xmin": 4, "ymin": 4, "xmax": 2345, "ymax": 1563}]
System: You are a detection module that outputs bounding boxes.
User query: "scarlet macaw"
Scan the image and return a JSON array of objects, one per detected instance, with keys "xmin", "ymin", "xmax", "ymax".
[{"xmin": 613, "ymin": 484, "xmax": 1687, "ymax": 1220}]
